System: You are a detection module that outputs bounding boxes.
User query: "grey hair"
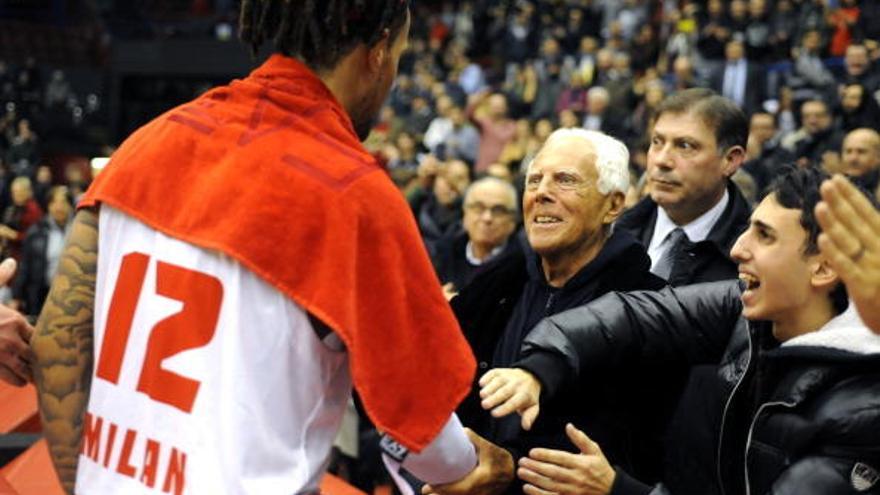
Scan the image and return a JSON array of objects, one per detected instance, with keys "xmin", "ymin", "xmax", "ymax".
[{"xmin": 538, "ymin": 128, "xmax": 630, "ymax": 195}]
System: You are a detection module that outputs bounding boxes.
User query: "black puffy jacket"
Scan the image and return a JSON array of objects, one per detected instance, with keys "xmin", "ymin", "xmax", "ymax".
[{"xmin": 517, "ymin": 281, "xmax": 880, "ymax": 495}]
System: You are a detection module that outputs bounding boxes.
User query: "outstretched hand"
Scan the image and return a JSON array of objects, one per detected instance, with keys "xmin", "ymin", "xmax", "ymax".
[
  {"xmin": 0, "ymin": 259, "xmax": 34, "ymax": 386},
  {"xmin": 518, "ymin": 424, "xmax": 616, "ymax": 495},
  {"xmin": 815, "ymin": 175, "xmax": 880, "ymax": 333},
  {"xmin": 478, "ymin": 368, "xmax": 541, "ymax": 430}
]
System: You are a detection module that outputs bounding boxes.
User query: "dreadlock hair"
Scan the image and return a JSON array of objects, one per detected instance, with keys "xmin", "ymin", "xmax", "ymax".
[{"xmin": 239, "ymin": 0, "xmax": 410, "ymax": 72}]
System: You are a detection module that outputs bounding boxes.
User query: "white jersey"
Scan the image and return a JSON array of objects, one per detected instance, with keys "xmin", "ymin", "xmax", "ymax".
[{"xmin": 76, "ymin": 206, "xmax": 351, "ymax": 495}]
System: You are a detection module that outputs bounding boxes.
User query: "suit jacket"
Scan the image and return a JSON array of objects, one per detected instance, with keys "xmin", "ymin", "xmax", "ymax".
[{"xmin": 710, "ymin": 61, "xmax": 766, "ymax": 115}]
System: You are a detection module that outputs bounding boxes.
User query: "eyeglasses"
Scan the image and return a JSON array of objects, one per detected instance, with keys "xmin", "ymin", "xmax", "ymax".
[{"xmin": 465, "ymin": 202, "xmax": 515, "ymax": 218}]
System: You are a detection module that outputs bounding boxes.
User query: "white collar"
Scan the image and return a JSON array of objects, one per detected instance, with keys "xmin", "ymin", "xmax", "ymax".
[
  {"xmin": 466, "ymin": 240, "xmax": 506, "ymax": 266},
  {"xmin": 782, "ymin": 303, "xmax": 880, "ymax": 354},
  {"xmin": 651, "ymin": 188, "xmax": 730, "ymax": 249}
]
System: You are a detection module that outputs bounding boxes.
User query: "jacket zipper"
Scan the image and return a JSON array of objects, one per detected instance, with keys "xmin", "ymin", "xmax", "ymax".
[
  {"xmin": 717, "ymin": 328, "xmax": 755, "ymax": 495},
  {"xmin": 743, "ymin": 400, "xmax": 797, "ymax": 495}
]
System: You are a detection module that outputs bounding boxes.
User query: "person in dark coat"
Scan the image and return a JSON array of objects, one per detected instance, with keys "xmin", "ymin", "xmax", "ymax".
[
  {"xmin": 483, "ymin": 167, "xmax": 880, "ymax": 495},
  {"xmin": 432, "ymin": 177, "xmax": 520, "ymax": 294},
  {"xmin": 612, "ymin": 88, "xmax": 752, "ymax": 494},
  {"xmin": 447, "ymin": 128, "xmax": 672, "ymax": 495}
]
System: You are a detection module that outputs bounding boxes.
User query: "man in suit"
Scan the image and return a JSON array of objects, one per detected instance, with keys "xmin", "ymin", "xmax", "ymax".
[
  {"xmin": 615, "ymin": 88, "xmax": 752, "ymax": 494},
  {"xmin": 710, "ymin": 39, "xmax": 766, "ymax": 115}
]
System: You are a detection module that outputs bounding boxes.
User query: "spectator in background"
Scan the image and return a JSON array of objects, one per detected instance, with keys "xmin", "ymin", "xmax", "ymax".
[
  {"xmin": 433, "ymin": 177, "xmax": 519, "ymax": 296},
  {"xmin": 437, "ymin": 104, "xmax": 479, "ymax": 165},
  {"xmin": 423, "ymin": 95, "xmax": 455, "ymax": 155},
  {"xmin": 405, "ymin": 95, "xmax": 435, "ymax": 138},
  {"xmin": 387, "ymin": 131, "xmax": 420, "ymax": 171},
  {"xmin": 411, "ymin": 159, "xmax": 471, "ymax": 257},
  {"xmin": 838, "ymin": 43, "xmax": 880, "ymax": 94},
  {"xmin": 32, "ymin": 165, "xmax": 52, "ymax": 211},
  {"xmin": 0, "ymin": 177, "xmax": 43, "ymax": 261},
  {"xmin": 743, "ymin": 111, "xmax": 795, "ymax": 193},
  {"xmin": 663, "ymin": 55, "xmax": 703, "ymax": 93},
  {"xmin": 581, "ymin": 86, "xmax": 629, "ymax": 143},
  {"xmin": 790, "ymin": 29, "xmax": 836, "ymax": 100},
  {"xmin": 838, "ymin": 82, "xmax": 880, "ymax": 132},
  {"xmin": 5, "ymin": 119, "xmax": 38, "ymax": 177},
  {"xmin": 468, "ymin": 92, "xmax": 517, "ymax": 174},
  {"xmin": 782, "ymin": 99, "xmax": 843, "ymax": 168},
  {"xmin": 745, "ymin": 0, "xmax": 772, "ymax": 62},
  {"xmin": 711, "ymin": 39, "xmax": 766, "ymax": 116},
  {"xmin": 696, "ymin": 0, "xmax": 732, "ymax": 62},
  {"xmin": 12, "ymin": 186, "xmax": 72, "ymax": 317},
  {"xmin": 835, "ymin": 128, "xmax": 880, "ymax": 193}
]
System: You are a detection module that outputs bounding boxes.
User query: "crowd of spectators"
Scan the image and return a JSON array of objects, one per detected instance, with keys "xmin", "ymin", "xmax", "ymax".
[
  {"xmin": 356, "ymin": 0, "xmax": 880, "ymax": 292},
  {"xmin": 0, "ymin": 57, "xmax": 95, "ymax": 317}
]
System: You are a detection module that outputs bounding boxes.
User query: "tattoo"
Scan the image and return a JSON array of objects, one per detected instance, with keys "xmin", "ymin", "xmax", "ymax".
[{"xmin": 32, "ymin": 209, "xmax": 99, "ymax": 495}]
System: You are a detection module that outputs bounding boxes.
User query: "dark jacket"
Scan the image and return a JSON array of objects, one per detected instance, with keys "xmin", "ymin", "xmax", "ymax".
[
  {"xmin": 452, "ymin": 230, "xmax": 671, "ymax": 491},
  {"xmin": 431, "ymin": 225, "xmax": 521, "ymax": 292},
  {"xmin": 518, "ymin": 282, "xmax": 880, "ymax": 495},
  {"xmin": 12, "ymin": 216, "xmax": 60, "ymax": 315},
  {"xmin": 615, "ymin": 181, "xmax": 752, "ymax": 287},
  {"xmin": 613, "ymin": 184, "xmax": 752, "ymax": 493}
]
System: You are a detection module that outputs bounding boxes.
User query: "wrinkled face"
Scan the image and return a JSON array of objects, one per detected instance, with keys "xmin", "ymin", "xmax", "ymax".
[
  {"xmin": 846, "ymin": 46, "xmax": 870, "ymax": 76},
  {"xmin": 842, "ymin": 130, "xmax": 880, "ymax": 176},
  {"xmin": 463, "ymin": 182, "xmax": 517, "ymax": 252},
  {"xmin": 353, "ymin": 11, "xmax": 411, "ymax": 141},
  {"xmin": 647, "ymin": 112, "xmax": 734, "ymax": 223},
  {"xmin": 731, "ymin": 194, "xmax": 816, "ymax": 324},
  {"xmin": 801, "ymin": 101, "xmax": 831, "ymax": 135},
  {"xmin": 524, "ymin": 137, "xmax": 613, "ymax": 260}
]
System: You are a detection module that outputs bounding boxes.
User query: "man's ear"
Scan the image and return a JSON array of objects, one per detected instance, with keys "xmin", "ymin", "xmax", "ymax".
[
  {"xmin": 603, "ymin": 191, "xmax": 626, "ymax": 224},
  {"xmin": 811, "ymin": 256, "xmax": 840, "ymax": 292},
  {"xmin": 367, "ymin": 29, "xmax": 392, "ymax": 74},
  {"xmin": 722, "ymin": 145, "xmax": 746, "ymax": 178}
]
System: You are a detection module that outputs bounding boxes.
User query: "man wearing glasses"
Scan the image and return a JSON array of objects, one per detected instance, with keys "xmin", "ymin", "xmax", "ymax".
[
  {"xmin": 433, "ymin": 177, "xmax": 520, "ymax": 298},
  {"xmin": 429, "ymin": 129, "xmax": 675, "ymax": 495}
]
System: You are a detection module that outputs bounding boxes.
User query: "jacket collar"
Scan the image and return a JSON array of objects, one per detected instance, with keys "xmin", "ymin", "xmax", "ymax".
[{"xmin": 781, "ymin": 304, "xmax": 880, "ymax": 355}]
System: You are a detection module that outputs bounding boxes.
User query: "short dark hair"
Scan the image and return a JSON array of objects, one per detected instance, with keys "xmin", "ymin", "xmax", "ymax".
[
  {"xmin": 652, "ymin": 88, "xmax": 748, "ymax": 153},
  {"xmin": 239, "ymin": 0, "xmax": 410, "ymax": 71},
  {"xmin": 764, "ymin": 166, "xmax": 877, "ymax": 314}
]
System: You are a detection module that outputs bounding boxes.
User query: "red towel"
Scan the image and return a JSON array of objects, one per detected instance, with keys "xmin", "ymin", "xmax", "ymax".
[{"xmin": 80, "ymin": 54, "xmax": 475, "ymax": 452}]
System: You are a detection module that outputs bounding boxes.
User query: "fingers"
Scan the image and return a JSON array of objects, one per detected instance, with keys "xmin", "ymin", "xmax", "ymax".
[
  {"xmin": 522, "ymin": 404, "xmax": 539, "ymax": 431},
  {"xmin": 485, "ymin": 390, "xmax": 533, "ymax": 419},
  {"xmin": 0, "ymin": 365, "xmax": 26, "ymax": 387},
  {"xmin": 0, "ymin": 258, "xmax": 16, "ymax": 285},
  {"xmin": 522, "ymin": 483, "xmax": 555, "ymax": 495},
  {"xmin": 819, "ymin": 176, "xmax": 880, "ymax": 249},
  {"xmin": 566, "ymin": 423, "xmax": 601, "ymax": 456}
]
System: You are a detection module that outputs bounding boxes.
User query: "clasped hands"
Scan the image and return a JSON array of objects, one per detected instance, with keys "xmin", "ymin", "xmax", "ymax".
[{"xmin": 424, "ymin": 368, "xmax": 614, "ymax": 495}]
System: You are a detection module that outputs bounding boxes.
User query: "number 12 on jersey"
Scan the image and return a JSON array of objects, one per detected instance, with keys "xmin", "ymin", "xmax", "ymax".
[{"xmin": 95, "ymin": 252, "xmax": 224, "ymax": 413}]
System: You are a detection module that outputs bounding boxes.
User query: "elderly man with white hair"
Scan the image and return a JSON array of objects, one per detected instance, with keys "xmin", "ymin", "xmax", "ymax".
[{"xmin": 430, "ymin": 129, "xmax": 674, "ymax": 495}]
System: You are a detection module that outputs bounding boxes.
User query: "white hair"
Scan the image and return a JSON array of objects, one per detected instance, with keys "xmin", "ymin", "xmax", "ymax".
[{"xmin": 540, "ymin": 128, "xmax": 630, "ymax": 195}]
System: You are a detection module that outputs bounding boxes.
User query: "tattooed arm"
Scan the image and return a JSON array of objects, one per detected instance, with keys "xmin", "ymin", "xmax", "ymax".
[{"xmin": 32, "ymin": 209, "xmax": 99, "ymax": 494}]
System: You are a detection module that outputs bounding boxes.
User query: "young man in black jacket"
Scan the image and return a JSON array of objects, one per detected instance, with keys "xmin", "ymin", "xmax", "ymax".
[{"xmin": 480, "ymin": 167, "xmax": 880, "ymax": 495}]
